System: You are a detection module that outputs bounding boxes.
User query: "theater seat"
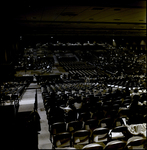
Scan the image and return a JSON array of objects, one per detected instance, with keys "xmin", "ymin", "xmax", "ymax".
[
  {"xmin": 50, "ymin": 122, "xmax": 67, "ymax": 142},
  {"xmin": 82, "ymin": 143, "xmax": 104, "ymax": 150},
  {"xmin": 52, "ymin": 132, "xmax": 71, "ymax": 149},
  {"xmin": 67, "ymin": 120, "xmax": 83, "ymax": 135},
  {"xmin": 104, "ymin": 140, "xmax": 126, "ymax": 150},
  {"xmin": 73, "ymin": 130, "xmax": 90, "ymax": 149},
  {"xmin": 126, "ymin": 136, "xmax": 146, "ymax": 149},
  {"xmin": 109, "ymin": 126, "xmax": 128, "ymax": 141},
  {"xmin": 92, "ymin": 127, "xmax": 109, "ymax": 144}
]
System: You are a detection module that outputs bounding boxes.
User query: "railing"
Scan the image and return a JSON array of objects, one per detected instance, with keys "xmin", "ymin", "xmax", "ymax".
[{"xmin": 34, "ymin": 89, "xmax": 38, "ymax": 111}]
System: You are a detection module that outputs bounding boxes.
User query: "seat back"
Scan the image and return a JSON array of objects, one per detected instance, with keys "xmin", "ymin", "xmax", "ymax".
[
  {"xmin": 53, "ymin": 132, "xmax": 71, "ymax": 148},
  {"xmin": 99, "ymin": 117, "xmax": 113, "ymax": 129},
  {"xmin": 82, "ymin": 143, "xmax": 104, "ymax": 150},
  {"xmin": 78, "ymin": 112, "xmax": 91, "ymax": 122},
  {"xmin": 51, "ymin": 122, "xmax": 67, "ymax": 135},
  {"xmin": 104, "ymin": 140, "xmax": 126, "ymax": 150},
  {"xmin": 92, "ymin": 127, "xmax": 109, "ymax": 143},
  {"xmin": 126, "ymin": 136, "xmax": 146, "ymax": 149},
  {"xmin": 67, "ymin": 120, "xmax": 83, "ymax": 133},
  {"xmin": 84, "ymin": 119, "xmax": 98, "ymax": 130},
  {"xmin": 109, "ymin": 126, "xmax": 128, "ymax": 140},
  {"xmin": 73, "ymin": 130, "xmax": 90, "ymax": 146},
  {"xmin": 65, "ymin": 110, "xmax": 77, "ymax": 123}
]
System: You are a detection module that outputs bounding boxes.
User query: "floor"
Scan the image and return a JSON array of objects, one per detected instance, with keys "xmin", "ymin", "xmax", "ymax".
[
  {"xmin": 15, "ymin": 66, "xmax": 62, "ymax": 77},
  {"xmin": 19, "ymin": 83, "xmax": 52, "ymax": 149},
  {"xmin": 15, "ymin": 55, "xmax": 66, "ymax": 77}
]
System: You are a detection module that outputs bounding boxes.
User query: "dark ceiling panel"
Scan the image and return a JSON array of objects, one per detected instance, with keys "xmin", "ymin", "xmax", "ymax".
[{"xmin": 3, "ymin": 0, "xmax": 146, "ymax": 37}]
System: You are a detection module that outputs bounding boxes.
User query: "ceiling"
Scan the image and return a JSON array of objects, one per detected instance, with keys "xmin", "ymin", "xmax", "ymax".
[{"xmin": 4, "ymin": 0, "xmax": 146, "ymax": 37}]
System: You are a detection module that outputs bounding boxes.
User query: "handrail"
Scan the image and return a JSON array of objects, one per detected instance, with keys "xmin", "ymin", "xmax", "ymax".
[{"xmin": 34, "ymin": 89, "xmax": 38, "ymax": 111}]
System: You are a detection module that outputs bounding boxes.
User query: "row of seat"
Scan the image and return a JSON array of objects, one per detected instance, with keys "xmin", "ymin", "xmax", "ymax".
[
  {"xmin": 43, "ymin": 81, "xmax": 145, "ymax": 100},
  {"xmin": 68, "ymin": 70, "xmax": 98, "ymax": 78},
  {"xmin": 44, "ymin": 97, "xmax": 147, "ymax": 126},
  {"xmin": 40, "ymin": 81, "xmax": 147, "ymax": 149},
  {"xmin": 51, "ymin": 129, "xmax": 146, "ymax": 149}
]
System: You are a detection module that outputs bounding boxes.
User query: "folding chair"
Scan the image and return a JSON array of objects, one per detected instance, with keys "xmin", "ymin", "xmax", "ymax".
[
  {"xmin": 52, "ymin": 132, "xmax": 71, "ymax": 149},
  {"xmin": 104, "ymin": 140, "xmax": 126, "ymax": 150},
  {"xmin": 73, "ymin": 130, "xmax": 91, "ymax": 149},
  {"xmin": 50, "ymin": 122, "xmax": 67, "ymax": 142},
  {"xmin": 82, "ymin": 143, "xmax": 104, "ymax": 150},
  {"xmin": 126, "ymin": 136, "xmax": 147, "ymax": 149},
  {"xmin": 98, "ymin": 117, "xmax": 113, "ymax": 129},
  {"xmin": 78, "ymin": 112, "xmax": 91, "ymax": 122},
  {"xmin": 84, "ymin": 119, "xmax": 98, "ymax": 129},
  {"xmin": 109, "ymin": 126, "xmax": 128, "ymax": 141},
  {"xmin": 48, "ymin": 115, "xmax": 65, "ymax": 131},
  {"xmin": 92, "ymin": 127, "xmax": 109, "ymax": 144},
  {"xmin": 67, "ymin": 120, "xmax": 83, "ymax": 135}
]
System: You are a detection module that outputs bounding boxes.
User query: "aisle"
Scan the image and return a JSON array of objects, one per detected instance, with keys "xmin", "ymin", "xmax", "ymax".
[
  {"xmin": 37, "ymin": 89, "xmax": 52, "ymax": 149},
  {"xmin": 18, "ymin": 83, "xmax": 52, "ymax": 149},
  {"xmin": 18, "ymin": 83, "xmax": 37, "ymax": 112}
]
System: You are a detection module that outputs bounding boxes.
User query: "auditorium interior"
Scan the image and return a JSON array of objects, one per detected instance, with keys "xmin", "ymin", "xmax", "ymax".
[{"xmin": 0, "ymin": 1, "xmax": 147, "ymax": 149}]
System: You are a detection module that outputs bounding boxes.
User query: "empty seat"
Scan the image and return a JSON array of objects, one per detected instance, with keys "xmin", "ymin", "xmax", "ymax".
[
  {"xmin": 82, "ymin": 143, "xmax": 105, "ymax": 150},
  {"xmin": 52, "ymin": 132, "xmax": 71, "ymax": 149},
  {"xmin": 109, "ymin": 126, "xmax": 128, "ymax": 141},
  {"xmin": 84, "ymin": 119, "xmax": 98, "ymax": 133},
  {"xmin": 126, "ymin": 136, "xmax": 146, "ymax": 149},
  {"xmin": 92, "ymin": 127, "xmax": 109, "ymax": 143},
  {"xmin": 78, "ymin": 112, "xmax": 91, "ymax": 122},
  {"xmin": 67, "ymin": 120, "xmax": 83, "ymax": 135},
  {"xmin": 98, "ymin": 117, "xmax": 113, "ymax": 129},
  {"xmin": 50, "ymin": 122, "xmax": 67, "ymax": 142},
  {"xmin": 104, "ymin": 140, "xmax": 126, "ymax": 150},
  {"xmin": 73, "ymin": 130, "xmax": 91, "ymax": 149}
]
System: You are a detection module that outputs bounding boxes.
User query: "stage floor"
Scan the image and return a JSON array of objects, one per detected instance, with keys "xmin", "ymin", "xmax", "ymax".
[{"xmin": 14, "ymin": 66, "xmax": 66, "ymax": 77}]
